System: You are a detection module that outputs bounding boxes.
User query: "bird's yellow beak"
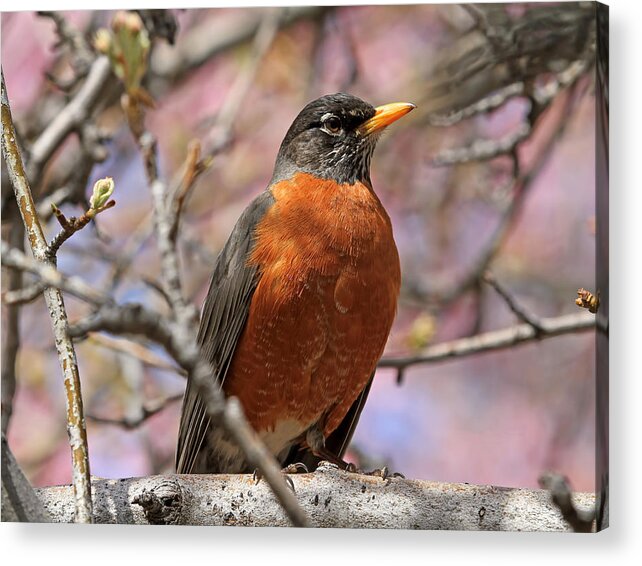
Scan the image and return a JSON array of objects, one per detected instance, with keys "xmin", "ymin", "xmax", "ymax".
[{"xmin": 358, "ymin": 102, "xmax": 416, "ymax": 136}]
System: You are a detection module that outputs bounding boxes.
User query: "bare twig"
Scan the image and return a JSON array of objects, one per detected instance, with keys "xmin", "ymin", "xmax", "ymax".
[
  {"xmin": 424, "ymin": 3, "xmax": 594, "ymax": 115},
  {"xmin": 35, "ymin": 143, "xmax": 105, "ymax": 223},
  {"xmin": 167, "ymin": 10, "xmax": 282, "ymax": 243},
  {"xmin": 1, "ymin": 222, "xmax": 23, "ymax": 435},
  {"xmin": 1, "ymin": 72, "xmax": 93, "ymax": 523},
  {"xmin": 87, "ymin": 394, "xmax": 183, "ymax": 430},
  {"xmin": 379, "ymin": 312, "xmax": 594, "ymax": 372},
  {"xmin": 432, "ymin": 122, "xmax": 531, "ymax": 166},
  {"xmin": 47, "ymin": 200, "xmax": 116, "ymax": 259},
  {"xmin": 1, "ymin": 241, "xmax": 111, "ymax": 308},
  {"xmin": 2, "ymin": 281, "xmax": 46, "ymax": 306},
  {"xmin": 88, "ymin": 333, "xmax": 185, "ymax": 376},
  {"xmin": 135, "ymin": 9, "xmax": 178, "ymax": 44},
  {"xmin": 38, "ymin": 10, "xmax": 94, "ymax": 80},
  {"xmin": 428, "ymin": 82, "xmax": 525, "ymax": 127},
  {"xmin": 167, "ymin": 140, "xmax": 207, "ymax": 243},
  {"xmin": 337, "ymin": 13, "xmax": 360, "ymax": 93},
  {"xmin": 461, "ymin": 3, "xmax": 492, "ymax": 33},
  {"xmin": 102, "ymin": 211, "xmax": 154, "ymax": 295},
  {"xmin": 150, "ymin": 6, "xmax": 328, "ymax": 82},
  {"xmin": 429, "ymin": 62, "xmax": 588, "ymax": 168},
  {"xmin": 406, "ymin": 82, "xmax": 580, "ymax": 307},
  {"xmin": 538, "ymin": 472, "xmax": 595, "ymax": 532},
  {"xmin": 26, "ymin": 56, "xmax": 113, "ymax": 186},
  {"xmin": 482, "ymin": 271, "xmax": 544, "ymax": 333}
]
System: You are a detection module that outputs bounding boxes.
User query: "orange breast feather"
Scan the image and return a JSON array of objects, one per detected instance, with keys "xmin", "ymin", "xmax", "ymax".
[{"xmin": 223, "ymin": 172, "xmax": 400, "ymax": 443}]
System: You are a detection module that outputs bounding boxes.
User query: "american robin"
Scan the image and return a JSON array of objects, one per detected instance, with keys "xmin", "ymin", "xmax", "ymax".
[{"xmin": 176, "ymin": 93, "xmax": 415, "ymax": 474}]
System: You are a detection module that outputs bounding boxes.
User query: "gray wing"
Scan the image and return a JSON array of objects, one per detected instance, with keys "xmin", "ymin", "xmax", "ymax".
[{"xmin": 175, "ymin": 190, "xmax": 275, "ymax": 474}]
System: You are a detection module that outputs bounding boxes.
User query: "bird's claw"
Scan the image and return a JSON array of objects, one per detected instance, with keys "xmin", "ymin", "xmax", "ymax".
[
  {"xmin": 282, "ymin": 462, "xmax": 309, "ymax": 475},
  {"xmin": 252, "ymin": 467, "xmax": 298, "ymax": 492},
  {"xmin": 367, "ymin": 466, "xmax": 405, "ymax": 481},
  {"xmin": 367, "ymin": 466, "xmax": 406, "ymax": 480},
  {"xmin": 343, "ymin": 465, "xmax": 405, "ymax": 481}
]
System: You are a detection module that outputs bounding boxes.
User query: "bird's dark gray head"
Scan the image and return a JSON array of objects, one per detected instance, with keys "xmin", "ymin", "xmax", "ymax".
[{"xmin": 271, "ymin": 93, "xmax": 415, "ymax": 186}]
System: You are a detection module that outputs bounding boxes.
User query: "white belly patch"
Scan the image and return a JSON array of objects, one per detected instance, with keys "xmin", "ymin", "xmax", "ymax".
[{"xmin": 259, "ymin": 419, "xmax": 309, "ymax": 456}]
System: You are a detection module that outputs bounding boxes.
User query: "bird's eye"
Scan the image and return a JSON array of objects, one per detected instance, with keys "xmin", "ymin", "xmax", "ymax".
[{"xmin": 322, "ymin": 115, "xmax": 342, "ymax": 134}]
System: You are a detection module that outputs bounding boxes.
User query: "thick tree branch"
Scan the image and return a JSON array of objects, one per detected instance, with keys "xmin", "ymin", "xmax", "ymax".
[
  {"xmin": 35, "ymin": 464, "xmax": 595, "ymax": 530},
  {"xmin": 1, "ymin": 72, "xmax": 93, "ymax": 523}
]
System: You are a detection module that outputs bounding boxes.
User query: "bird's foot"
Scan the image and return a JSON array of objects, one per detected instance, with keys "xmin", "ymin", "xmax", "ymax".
[
  {"xmin": 252, "ymin": 465, "xmax": 307, "ymax": 492},
  {"xmin": 363, "ymin": 466, "xmax": 405, "ymax": 481},
  {"xmin": 338, "ymin": 464, "xmax": 404, "ymax": 481},
  {"xmin": 282, "ymin": 462, "xmax": 309, "ymax": 475}
]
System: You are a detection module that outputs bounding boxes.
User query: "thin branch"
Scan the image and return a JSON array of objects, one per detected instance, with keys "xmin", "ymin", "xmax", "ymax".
[
  {"xmin": 36, "ymin": 185, "xmax": 75, "ymax": 221},
  {"xmin": 432, "ymin": 122, "xmax": 531, "ymax": 166},
  {"xmin": 428, "ymin": 82, "xmax": 525, "ymax": 127},
  {"xmin": 406, "ymin": 81, "xmax": 580, "ymax": 307},
  {"xmin": 125, "ymin": 76, "xmax": 311, "ymax": 527},
  {"xmin": 207, "ymin": 9, "xmax": 282, "ymax": 150},
  {"xmin": 2, "ymin": 434, "xmax": 52, "ymax": 522},
  {"xmin": 88, "ymin": 333, "xmax": 186, "ymax": 376},
  {"xmin": 87, "ymin": 394, "xmax": 183, "ymax": 430},
  {"xmin": 167, "ymin": 10, "xmax": 282, "ymax": 244},
  {"xmin": 47, "ymin": 200, "xmax": 116, "ymax": 259},
  {"xmin": 1, "ymin": 241, "xmax": 112, "ymax": 308},
  {"xmin": 102, "ymin": 211, "xmax": 154, "ymax": 295},
  {"xmin": 538, "ymin": 472, "xmax": 595, "ymax": 532},
  {"xmin": 26, "ymin": 56, "xmax": 113, "ymax": 186},
  {"xmin": 379, "ymin": 312, "xmax": 595, "ymax": 372},
  {"xmin": 424, "ymin": 3, "xmax": 594, "ymax": 115},
  {"xmin": 1, "ymin": 222, "xmax": 23, "ymax": 435},
  {"xmin": 150, "ymin": 6, "xmax": 328, "ymax": 82},
  {"xmin": 1, "ymin": 72, "xmax": 93, "ymax": 523},
  {"xmin": 429, "ymin": 62, "xmax": 591, "ymax": 166},
  {"xmin": 37, "ymin": 10, "xmax": 94, "ymax": 80},
  {"xmin": 2, "ymin": 281, "xmax": 46, "ymax": 306},
  {"xmin": 482, "ymin": 271, "xmax": 544, "ymax": 333},
  {"xmin": 461, "ymin": 3, "xmax": 492, "ymax": 33},
  {"xmin": 167, "ymin": 140, "xmax": 206, "ymax": 243}
]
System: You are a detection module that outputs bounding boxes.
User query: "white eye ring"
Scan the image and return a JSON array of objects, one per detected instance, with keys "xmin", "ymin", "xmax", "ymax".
[{"xmin": 321, "ymin": 113, "xmax": 342, "ymax": 135}]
